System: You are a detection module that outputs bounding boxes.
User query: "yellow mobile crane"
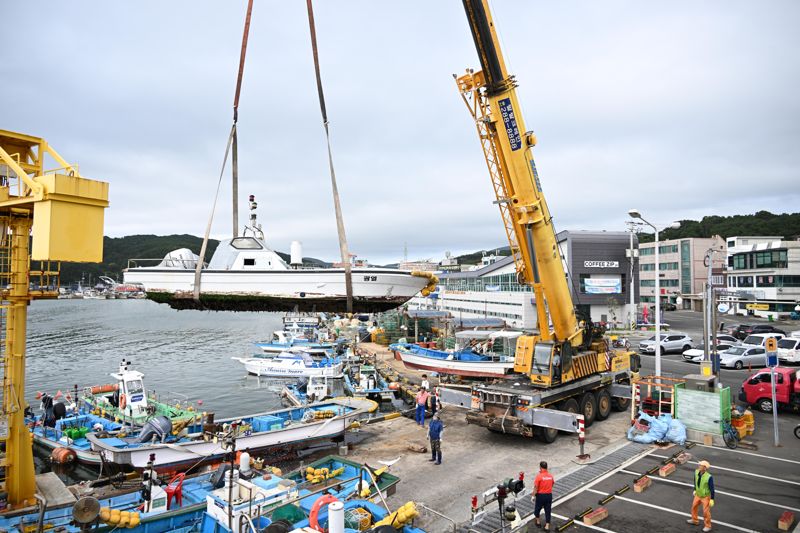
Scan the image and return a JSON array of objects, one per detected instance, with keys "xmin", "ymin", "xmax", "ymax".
[
  {"xmin": 0, "ymin": 130, "xmax": 108, "ymax": 507},
  {"xmin": 457, "ymin": 1, "xmax": 637, "ymax": 441}
]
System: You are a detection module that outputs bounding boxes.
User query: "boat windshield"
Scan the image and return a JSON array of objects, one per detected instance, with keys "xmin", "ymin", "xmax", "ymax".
[
  {"xmin": 126, "ymin": 379, "xmax": 144, "ymax": 395},
  {"xmin": 230, "ymin": 237, "xmax": 263, "ymax": 250}
]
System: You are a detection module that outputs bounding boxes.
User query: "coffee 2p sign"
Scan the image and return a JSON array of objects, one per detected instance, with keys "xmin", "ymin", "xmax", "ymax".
[{"xmin": 584, "ymin": 261, "xmax": 619, "ymax": 268}]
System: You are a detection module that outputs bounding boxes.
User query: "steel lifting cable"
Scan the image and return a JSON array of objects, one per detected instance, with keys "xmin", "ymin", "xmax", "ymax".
[
  {"xmin": 193, "ymin": 0, "xmax": 254, "ymax": 302},
  {"xmin": 306, "ymin": 0, "xmax": 354, "ymax": 314}
]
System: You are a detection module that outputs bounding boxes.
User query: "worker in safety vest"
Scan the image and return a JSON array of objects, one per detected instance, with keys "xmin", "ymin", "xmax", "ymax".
[
  {"xmin": 687, "ymin": 460, "xmax": 715, "ymax": 532},
  {"xmin": 531, "ymin": 461, "xmax": 554, "ymax": 531}
]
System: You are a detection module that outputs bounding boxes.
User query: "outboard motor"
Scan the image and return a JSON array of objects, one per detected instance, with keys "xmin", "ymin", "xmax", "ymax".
[{"xmin": 135, "ymin": 416, "xmax": 172, "ymax": 443}]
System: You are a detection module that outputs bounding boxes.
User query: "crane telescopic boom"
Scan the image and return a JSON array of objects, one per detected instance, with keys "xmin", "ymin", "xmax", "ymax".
[{"xmin": 457, "ymin": 0, "xmax": 582, "ymax": 353}]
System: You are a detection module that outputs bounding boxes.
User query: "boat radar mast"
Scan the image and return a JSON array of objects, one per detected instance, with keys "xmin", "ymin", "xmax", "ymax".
[{"xmin": 243, "ymin": 194, "xmax": 264, "ymax": 240}]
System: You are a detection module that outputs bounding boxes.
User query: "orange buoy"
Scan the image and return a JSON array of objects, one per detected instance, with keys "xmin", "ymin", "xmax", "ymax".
[
  {"xmin": 90, "ymin": 384, "xmax": 118, "ymax": 395},
  {"xmin": 309, "ymin": 494, "xmax": 339, "ymax": 532},
  {"xmin": 119, "ymin": 393, "xmax": 127, "ymax": 410},
  {"xmin": 388, "ymin": 382, "xmax": 400, "ymax": 390},
  {"xmin": 51, "ymin": 446, "xmax": 77, "ymax": 464}
]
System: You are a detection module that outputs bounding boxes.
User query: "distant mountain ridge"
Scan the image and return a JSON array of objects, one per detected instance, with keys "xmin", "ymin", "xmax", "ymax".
[{"xmin": 59, "ymin": 234, "xmax": 330, "ymax": 286}]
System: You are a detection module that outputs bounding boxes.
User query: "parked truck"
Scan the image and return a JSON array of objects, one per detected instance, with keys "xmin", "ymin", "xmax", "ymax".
[
  {"xmin": 456, "ymin": 0, "xmax": 638, "ymax": 442},
  {"xmin": 739, "ymin": 367, "xmax": 800, "ymax": 413}
]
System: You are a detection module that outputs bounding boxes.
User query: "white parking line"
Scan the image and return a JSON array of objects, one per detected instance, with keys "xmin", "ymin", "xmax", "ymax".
[
  {"xmin": 552, "ymin": 447, "xmax": 655, "ymax": 509},
  {"xmin": 586, "ymin": 488, "xmax": 758, "ymax": 533},
  {"xmin": 692, "ymin": 443, "xmax": 800, "ymax": 465},
  {"xmin": 619, "ymin": 469, "xmax": 800, "ymax": 513},
  {"xmin": 650, "ymin": 454, "xmax": 800, "ymax": 486},
  {"xmin": 550, "ymin": 512, "xmax": 618, "ymax": 532}
]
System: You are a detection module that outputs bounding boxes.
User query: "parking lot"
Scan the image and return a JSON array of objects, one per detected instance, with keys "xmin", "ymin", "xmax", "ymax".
[{"xmin": 551, "ymin": 438, "xmax": 800, "ymax": 533}]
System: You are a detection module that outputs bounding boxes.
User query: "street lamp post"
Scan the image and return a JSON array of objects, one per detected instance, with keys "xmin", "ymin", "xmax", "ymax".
[{"xmin": 628, "ymin": 209, "xmax": 680, "ymax": 378}]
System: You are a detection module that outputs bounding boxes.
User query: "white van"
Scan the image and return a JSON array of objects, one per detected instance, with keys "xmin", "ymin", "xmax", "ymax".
[
  {"xmin": 790, "ymin": 330, "xmax": 800, "ymax": 339},
  {"xmin": 741, "ymin": 332, "xmax": 785, "ymax": 347},
  {"xmin": 777, "ymin": 337, "xmax": 800, "ymax": 364}
]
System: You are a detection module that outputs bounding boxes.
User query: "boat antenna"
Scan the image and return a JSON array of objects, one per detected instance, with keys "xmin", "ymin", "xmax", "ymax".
[{"xmin": 243, "ymin": 194, "xmax": 264, "ymax": 239}]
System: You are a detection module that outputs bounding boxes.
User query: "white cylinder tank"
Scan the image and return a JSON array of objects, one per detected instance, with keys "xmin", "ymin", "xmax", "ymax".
[
  {"xmin": 328, "ymin": 501, "xmax": 345, "ymax": 533},
  {"xmin": 290, "ymin": 241, "xmax": 303, "ymax": 266}
]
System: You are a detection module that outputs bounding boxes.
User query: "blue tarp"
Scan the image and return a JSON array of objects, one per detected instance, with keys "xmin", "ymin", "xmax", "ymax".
[{"xmin": 627, "ymin": 411, "xmax": 686, "ymax": 445}]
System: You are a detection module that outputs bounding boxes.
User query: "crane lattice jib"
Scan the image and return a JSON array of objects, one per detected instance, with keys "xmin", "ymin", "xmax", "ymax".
[{"xmin": 458, "ymin": 0, "xmax": 581, "ymax": 347}]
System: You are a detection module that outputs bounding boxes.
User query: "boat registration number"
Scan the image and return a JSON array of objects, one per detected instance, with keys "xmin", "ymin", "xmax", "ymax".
[{"xmin": 363, "ymin": 276, "xmax": 377, "ymax": 281}]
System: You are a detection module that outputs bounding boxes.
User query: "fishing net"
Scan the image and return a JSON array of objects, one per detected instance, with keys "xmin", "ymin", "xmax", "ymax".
[{"xmin": 344, "ymin": 507, "xmax": 372, "ymax": 531}]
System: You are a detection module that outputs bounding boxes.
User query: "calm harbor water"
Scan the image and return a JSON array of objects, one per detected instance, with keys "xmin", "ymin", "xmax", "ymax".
[
  {"xmin": 28, "ymin": 299, "xmax": 293, "ymax": 479},
  {"xmin": 26, "ymin": 298, "xmax": 286, "ymax": 418}
]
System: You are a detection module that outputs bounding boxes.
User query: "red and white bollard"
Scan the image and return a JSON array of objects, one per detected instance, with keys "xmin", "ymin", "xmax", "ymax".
[
  {"xmin": 576, "ymin": 414, "xmax": 590, "ymax": 460},
  {"xmin": 632, "ymin": 383, "xmax": 641, "ymax": 424}
]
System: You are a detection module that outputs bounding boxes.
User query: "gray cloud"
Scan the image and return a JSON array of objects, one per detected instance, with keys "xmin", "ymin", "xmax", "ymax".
[{"xmin": 4, "ymin": 1, "xmax": 798, "ymax": 265}]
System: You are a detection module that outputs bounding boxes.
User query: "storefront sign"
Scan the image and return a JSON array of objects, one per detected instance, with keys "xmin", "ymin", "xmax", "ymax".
[
  {"xmin": 585, "ymin": 278, "xmax": 622, "ymax": 294},
  {"xmin": 584, "ymin": 261, "xmax": 619, "ymax": 268},
  {"xmin": 745, "ymin": 303, "xmax": 770, "ymax": 311}
]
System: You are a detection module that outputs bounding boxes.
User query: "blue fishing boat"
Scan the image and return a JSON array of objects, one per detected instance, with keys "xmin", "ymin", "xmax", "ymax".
[
  {"xmin": 345, "ymin": 363, "xmax": 397, "ymax": 402},
  {"xmin": 281, "ymin": 374, "xmax": 348, "ymax": 407},
  {"xmin": 0, "ymin": 455, "xmax": 412, "ymax": 533},
  {"xmin": 87, "ymin": 398, "xmax": 377, "ymax": 469}
]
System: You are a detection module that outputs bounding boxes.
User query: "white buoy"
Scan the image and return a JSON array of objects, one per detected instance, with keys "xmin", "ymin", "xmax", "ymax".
[
  {"xmin": 290, "ymin": 241, "xmax": 303, "ymax": 266},
  {"xmin": 239, "ymin": 451, "xmax": 251, "ymax": 475},
  {"xmin": 328, "ymin": 501, "xmax": 345, "ymax": 533}
]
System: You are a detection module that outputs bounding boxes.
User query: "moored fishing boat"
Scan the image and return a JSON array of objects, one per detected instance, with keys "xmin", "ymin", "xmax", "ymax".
[
  {"xmin": 390, "ymin": 330, "xmax": 522, "ymax": 379},
  {"xmin": 255, "ymin": 329, "xmax": 341, "ymax": 357},
  {"xmin": 232, "ymin": 351, "xmax": 343, "ymax": 378},
  {"xmin": 345, "ymin": 363, "xmax": 397, "ymax": 402},
  {"xmin": 281, "ymin": 375, "xmax": 348, "ymax": 407},
  {"xmin": 87, "ymin": 397, "xmax": 377, "ymax": 469},
  {"xmin": 28, "ymin": 359, "xmax": 207, "ymax": 466}
]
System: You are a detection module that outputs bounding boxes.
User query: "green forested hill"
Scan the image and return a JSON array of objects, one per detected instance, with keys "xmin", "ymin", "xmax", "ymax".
[{"xmin": 640, "ymin": 211, "xmax": 800, "ymax": 243}]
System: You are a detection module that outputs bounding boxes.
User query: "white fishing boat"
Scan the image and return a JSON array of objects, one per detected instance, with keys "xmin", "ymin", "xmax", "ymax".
[
  {"xmin": 232, "ymin": 351, "xmax": 343, "ymax": 378},
  {"xmin": 390, "ymin": 330, "xmax": 522, "ymax": 378},
  {"xmin": 255, "ymin": 329, "xmax": 339, "ymax": 357},
  {"xmin": 123, "ymin": 199, "xmax": 436, "ymax": 313},
  {"xmin": 86, "ymin": 397, "xmax": 376, "ymax": 469}
]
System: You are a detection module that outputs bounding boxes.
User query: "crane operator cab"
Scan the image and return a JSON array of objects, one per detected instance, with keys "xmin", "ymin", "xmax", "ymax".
[{"xmin": 515, "ymin": 332, "xmax": 639, "ymax": 389}]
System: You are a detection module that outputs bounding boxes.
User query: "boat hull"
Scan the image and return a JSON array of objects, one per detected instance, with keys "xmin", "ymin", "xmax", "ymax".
[
  {"xmin": 88, "ymin": 398, "xmax": 375, "ymax": 469},
  {"xmin": 397, "ymin": 351, "xmax": 513, "ymax": 378},
  {"xmin": 232, "ymin": 357, "xmax": 343, "ymax": 378},
  {"xmin": 124, "ymin": 268, "xmax": 431, "ymax": 313}
]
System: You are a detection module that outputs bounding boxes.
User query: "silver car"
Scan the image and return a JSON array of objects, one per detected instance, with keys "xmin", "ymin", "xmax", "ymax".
[
  {"xmin": 639, "ymin": 333, "xmax": 693, "ymax": 355},
  {"xmin": 682, "ymin": 343, "xmax": 738, "ymax": 363},
  {"xmin": 719, "ymin": 346, "xmax": 767, "ymax": 370}
]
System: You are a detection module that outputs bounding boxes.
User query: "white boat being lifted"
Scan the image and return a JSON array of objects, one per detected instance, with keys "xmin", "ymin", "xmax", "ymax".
[{"xmin": 123, "ymin": 197, "xmax": 437, "ymax": 313}]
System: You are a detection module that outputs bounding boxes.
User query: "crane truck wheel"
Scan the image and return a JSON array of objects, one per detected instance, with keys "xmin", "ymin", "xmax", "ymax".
[
  {"xmin": 595, "ymin": 389, "xmax": 612, "ymax": 421},
  {"xmin": 612, "ymin": 396, "xmax": 631, "ymax": 412},
  {"xmin": 558, "ymin": 398, "xmax": 579, "ymax": 434},
  {"xmin": 534, "ymin": 425, "xmax": 558, "ymax": 444},
  {"xmin": 579, "ymin": 392, "xmax": 598, "ymax": 427}
]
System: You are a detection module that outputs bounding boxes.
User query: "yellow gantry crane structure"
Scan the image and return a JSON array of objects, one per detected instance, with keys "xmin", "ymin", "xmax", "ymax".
[{"xmin": 0, "ymin": 129, "xmax": 108, "ymax": 508}]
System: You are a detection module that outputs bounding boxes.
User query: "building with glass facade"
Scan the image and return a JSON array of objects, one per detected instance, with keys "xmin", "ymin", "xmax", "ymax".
[
  {"xmin": 638, "ymin": 236, "xmax": 725, "ymax": 310},
  {"xmin": 722, "ymin": 236, "xmax": 800, "ymax": 318}
]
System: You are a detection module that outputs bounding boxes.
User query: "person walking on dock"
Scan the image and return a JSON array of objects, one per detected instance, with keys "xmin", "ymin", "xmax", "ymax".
[
  {"xmin": 428, "ymin": 412, "xmax": 443, "ymax": 465},
  {"xmin": 531, "ymin": 461, "xmax": 554, "ymax": 531},
  {"xmin": 687, "ymin": 460, "xmax": 715, "ymax": 532},
  {"xmin": 415, "ymin": 387, "xmax": 430, "ymax": 427}
]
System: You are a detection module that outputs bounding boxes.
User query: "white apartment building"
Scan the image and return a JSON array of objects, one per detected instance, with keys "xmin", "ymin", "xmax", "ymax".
[
  {"xmin": 723, "ymin": 236, "xmax": 800, "ymax": 318},
  {"xmin": 638, "ymin": 236, "xmax": 725, "ymax": 310}
]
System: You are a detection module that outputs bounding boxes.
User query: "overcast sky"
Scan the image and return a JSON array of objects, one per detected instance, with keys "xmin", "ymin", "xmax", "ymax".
[{"xmin": 4, "ymin": 1, "xmax": 799, "ymax": 264}]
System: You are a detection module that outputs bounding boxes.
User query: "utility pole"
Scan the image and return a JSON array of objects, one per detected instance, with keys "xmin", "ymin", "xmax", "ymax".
[{"xmin": 625, "ymin": 221, "xmax": 642, "ymax": 330}]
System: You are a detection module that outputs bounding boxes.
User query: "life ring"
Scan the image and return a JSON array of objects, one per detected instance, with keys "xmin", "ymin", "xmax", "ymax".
[
  {"xmin": 309, "ymin": 494, "xmax": 339, "ymax": 532},
  {"xmin": 119, "ymin": 393, "xmax": 127, "ymax": 410}
]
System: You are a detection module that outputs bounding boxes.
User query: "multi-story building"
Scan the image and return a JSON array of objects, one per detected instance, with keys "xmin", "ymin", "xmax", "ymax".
[
  {"xmin": 408, "ymin": 230, "xmax": 638, "ymax": 329},
  {"xmin": 723, "ymin": 236, "xmax": 800, "ymax": 318},
  {"xmin": 638, "ymin": 236, "xmax": 725, "ymax": 310}
]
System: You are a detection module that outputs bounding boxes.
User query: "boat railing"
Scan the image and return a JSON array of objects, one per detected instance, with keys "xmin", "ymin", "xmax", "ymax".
[
  {"xmin": 238, "ymin": 512, "xmax": 259, "ymax": 533},
  {"xmin": 126, "ymin": 258, "xmax": 208, "ymax": 269},
  {"xmin": 416, "ymin": 501, "xmax": 458, "ymax": 533}
]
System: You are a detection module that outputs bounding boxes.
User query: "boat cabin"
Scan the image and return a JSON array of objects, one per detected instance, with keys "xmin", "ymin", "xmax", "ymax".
[{"xmin": 208, "ymin": 236, "xmax": 290, "ymax": 271}]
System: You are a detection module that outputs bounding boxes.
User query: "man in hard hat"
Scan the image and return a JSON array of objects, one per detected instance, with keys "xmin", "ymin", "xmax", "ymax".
[{"xmin": 687, "ymin": 460, "xmax": 715, "ymax": 532}]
